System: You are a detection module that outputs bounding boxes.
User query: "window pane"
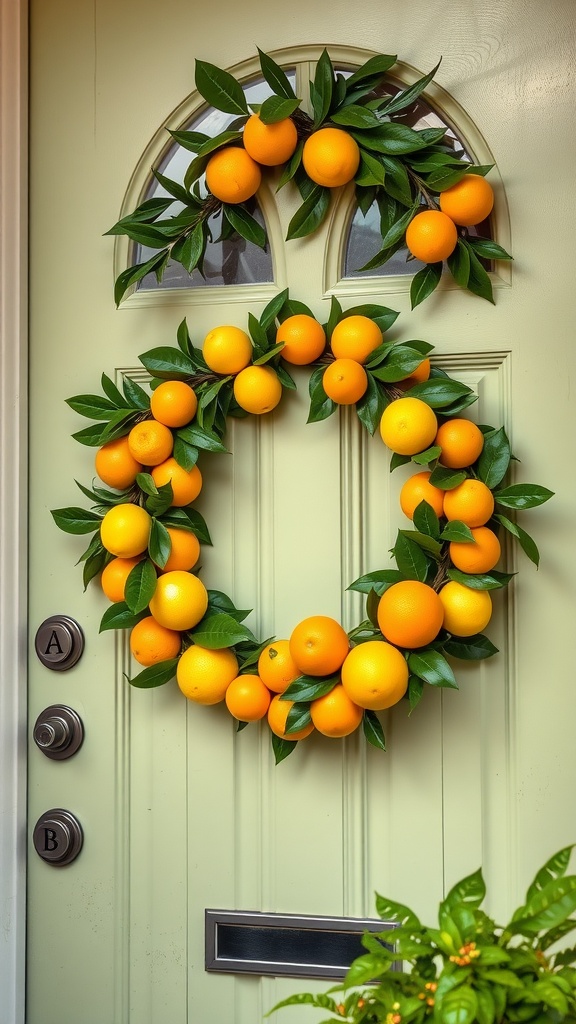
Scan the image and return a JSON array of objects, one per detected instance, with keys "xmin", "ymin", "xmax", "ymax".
[{"xmin": 135, "ymin": 73, "xmax": 297, "ymax": 291}]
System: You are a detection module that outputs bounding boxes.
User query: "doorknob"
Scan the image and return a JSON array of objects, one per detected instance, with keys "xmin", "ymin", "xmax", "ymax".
[
  {"xmin": 32, "ymin": 809, "xmax": 84, "ymax": 866},
  {"xmin": 34, "ymin": 615, "xmax": 84, "ymax": 670},
  {"xmin": 33, "ymin": 704, "xmax": 84, "ymax": 759}
]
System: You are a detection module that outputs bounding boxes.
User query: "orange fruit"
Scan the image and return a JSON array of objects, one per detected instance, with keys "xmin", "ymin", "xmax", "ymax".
[
  {"xmin": 302, "ymin": 127, "xmax": 360, "ymax": 187},
  {"xmin": 205, "ymin": 146, "xmax": 262, "ymax": 204},
  {"xmin": 289, "ymin": 615, "xmax": 349, "ymax": 677},
  {"xmin": 95, "ymin": 436, "xmax": 142, "ymax": 490},
  {"xmin": 341, "ymin": 640, "xmax": 409, "ymax": 711},
  {"xmin": 150, "ymin": 381, "xmax": 198, "ymax": 428},
  {"xmin": 276, "ymin": 314, "xmax": 326, "ymax": 366},
  {"xmin": 160, "ymin": 527, "xmax": 201, "ymax": 573},
  {"xmin": 100, "ymin": 503, "xmax": 151, "ymax": 558},
  {"xmin": 399, "ymin": 471, "xmax": 444, "ymax": 521},
  {"xmin": 151, "ymin": 457, "xmax": 202, "ymax": 507},
  {"xmin": 377, "ymin": 581, "xmax": 444, "ymax": 649},
  {"xmin": 443, "ymin": 479, "xmax": 495, "ymax": 528},
  {"xmin": 330, "ymin": 315, "xmax": 383, "ymax": 364},
  {"xmin": 100, "ymin": 555, "xmax": 143, "ymax": 603},
  {"xmin": 177, "ymin": 645, "xmax": 239, "ymax": 704},
  {"xmin": 258, "ymin": 640, "xmax": 301, "ymax": 693},
  {"xmin": 128, "ymin": 419, "xmax": 173, "ymax": 466},
  {"xmin": 405, "ymin": 210, "xmax": 458, "ymax": 263},
  {"xmin": 242, "ymin": 113, "xmax": 298, "ymax": 166},
  {"xmin": 398, "ymin": 357, "xmax": 431, "ymax": 389},
  {"xmin": 380, "ymin": 397, "xmax": 438, "ymax": 455},
  {"xmin": 202, "ymin": 325, "xmax": 252, "ymax": 375},
  {"xmin": 449, "ymin": 526, "xmax": 501, "ymax": 574},
  {"xmin": 435, "ymin": 418, "xmax": 484, "ymax": 469},
  {"xmin": 233, "ymin": 365, "xmax": 282, "ymax": 414},
  {"xmin": 322, "ymin": 358, "xmax": 368, "ymax": 405},
  {"xmin": 148, "ymin": 570, "xmax": 208, "ymax": 631},
  {"xmin": 310, "ymin": 684, "xmax": 363, "ymax": 738},
  {"xmin": 267, "ymin": 695, "xmax": 315, "ymax": 741},
  {"xmin": 439, "ymin": 174, "xmax": 494, "ymax": 226},
  {"xmin": 225, "ymin": 674, "xmax": 271, "ymax": 721},
  {"xmin": 439, "ymin": 580, "xmax": 493, "ymax": 636},
  {"xmin": 129, "ymin": 615, "xmax": 181, "ymax": 667}
]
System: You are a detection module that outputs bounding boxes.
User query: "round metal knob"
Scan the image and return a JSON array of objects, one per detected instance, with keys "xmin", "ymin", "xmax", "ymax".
[
  {"xmin": 33, "ymin": 705, "xmax": 84, "ymax": 760},
  {"xmin": 33, "ymin": 809, "xmax": 83, "ymax": 866},
  {"xmin": 34, "ymin": 615, "xmax": 84, "ymax": 671}
]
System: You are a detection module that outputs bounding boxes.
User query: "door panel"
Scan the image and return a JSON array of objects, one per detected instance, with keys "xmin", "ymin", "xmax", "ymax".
[{"xmin": 29, "ymin": 2, "xmax": 576, "ymax": 1021}]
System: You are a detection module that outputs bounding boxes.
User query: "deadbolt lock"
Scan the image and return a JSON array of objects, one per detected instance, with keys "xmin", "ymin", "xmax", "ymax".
[
  {"xmin": 34, "ymin": 615, "xmax": 84, "ymax": 670},
  {"xmin": 32, "ymin": 809, "xmax": 83, "ymax": 866}
]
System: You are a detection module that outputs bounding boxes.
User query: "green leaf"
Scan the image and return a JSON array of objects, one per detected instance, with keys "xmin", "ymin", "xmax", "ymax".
[
  {"xmin": 332, "ymin": 104, "xmax": 381, "ymax": 128},
  {"xmin": 446, "ymin": 567, "xmax": 514, "ymax": 590},
  {"xmin": 259, "ymin": 287, "xmax": 289, "ymax": 331},
  {"xmin": 411, "ymin": 262, "xmax": 442, "ymax": 309},
  {"xmin": 448, "ymin": 239, "xmax": 471, "ymax": 288},
  {"xmin": 347, "ymin": 569, "xmax": 405, "ymax": 596},
  {"xmin": 356, "ymin": 372, "xmax": 387, "ymax": 434},
  {"xmin": 176, "ymin": 423, "xmax": 228, "ymax": 454},
  {"xmin": 121, "ymin": 375, "xmax": 151, "ymax": 411},
  {"xmin": 405, "ymin": 378, "xmax": 473, "ymax": 409},
  {"xmin": 271, "ymin": 733, "xmax": 298, "ymax": 765},
  {"xmin": 441, "ymin": 986, "xmax": 478, "ymax": 1024},
  {"xmin": 511, "ymin": 876, "xmax": 576, "ymax": 934},
  {"xmin": 312, "ymin": 48, "xmax": 334, "ymax": 126},
  {"xmin": 194, "ymin": 59, "xmax": 248, "ymax": 115},
  {"xmin": 51, "ymin": 507, "xmax": 102, "ymax": 535},
  {"xmin": 380, "ymin": 155, "xmax": 413, "ymax": 205},
  {"xmin": 99, "ymin": 601, "xmax": 148, "ymax": 634},
  {"xmin": 145, "ymin": 482, "xmax": 174, "ymax": 517},
  {"xmin": 408, "ymin": 650, "xmax": 458, "ymax": 688},
  {"xmin": 477, "ymin": 427, "xmax": 510, "ymax": 488},
  {"xmin": 341, "ymin": 303, "xmax": 399, "ymax": 334},
  {"xmin": 363, "ymin": 710, "xmax": 386, "ymax": 751},
  {"xmin": 345, "ymin": 53, "xmax": 397, "ymax": 92},
  {"xmin": 285, "ymin": 702, "xmax": 312, "ymax": 736},
  {"xmin": 189, "ymin": 612, "xmax": 256, "ymax": 649},
  {"xmin": 412, "ymin": 445, "xmax": 442, "ymax": 465},
  {"xmin": 282, "ymin": 674, "xmax": 339, "ymax": 703},
  {"xmin": 101, "ymin": 372, "xmax": 128, "ymax": 407},
  {"xmin": 428, "ymin": 465, "xmax": 468, "ymax": 490},
  {"xmin": 128, "ymin": 658, "xmax": 179, "ymax": 689},
  {"xmin": 440, "ymin": 521, "xmax": 474, "ymax": 542},
  {"xmin": 382, "ymin": 58, "xmax": 442, "ymax": 115},
  {"xmin": 307, "ymin": 365, "xmax": 336, "ymax": 424},
  {"xmin": 172, "ymin": 436, "xmax": 199, "ymax": 472},
  {"xmin": 257, "ymin": 48, "xmax": 297, "ymax": 100},
  {"xmin": 399, "ymin": 529, "xmax": 442, "ymax": 557},
  {"xmin": 379, "ymin": 202, "xmax": 419, "ymax": 250},
  {"xmin": 114, "ymin": 250, "xmax": 168, "ymax": 306},
  {"xmin": 466, "ymin": 237, "xmax": 513, "ymax": 261},
  {"xmin": 286, "ymin": 185, "xmax": 331, "ymax": 240},
  {"xmin": 393, "ymin": 531, "xmax": 430, "ymax": 582},
  {"xmin": 464, "ymin": 243, "xmax": 495, "ymax": 303},
  {"xmin": 66, "ymin": 393, "xmax": 119, "ymax": 420},
  {"xmin": 171, "ymin": 222, "xmax": 206, "ymax": 274},
  {"xmin": 390, "ymin": 452, "xmax": 411, "ymax": 472},
  {"xmin": 258, "ymin": 95, "xmax": 300, "ymax": 124},
  {"xmin": 223, "ymin": 204, "xmax": 267, "ymax": 248},
  {"xmin": 351, "ymin": 124, "xmax": 432, "ymax": 155},
  {"xmin": 355, "ymin": 151, "xmax": 386, "ymax": 188},
  {"xmin": 526, "ymin": 847, "xmax": 575, "ymax": 904},
  {"xmin": 124, "ymin": 558, "xmax": 157, "ymax": 614},
  {"xmin": 105, "ymin": 197, "xmax": 175, "ymax": 231},
  {"xmin": 149, "ymin": 518, "xmax": 172, "ymax": 569},
  {"xmin": 443, "ymin": 868, "xmax": 486, "ymax": 911},
  {"xmin": 276, "ymin": 141, "xmax": 303, "ymax": 189},
  {"xmin": 160, "ymin": 506, "xmax": 212, "ymax": 545},
  {"xmin": 151, "ymin": 168, "xmax": 196, "ymax": 206},
  {"xmin": 167, "ymin": 129, "xmax": 210, "ymax": 152},
  {"xmin": 494, "ymin": 484, "xmax": 554, "ymax": 510},
  {"xmin": 408, "ymin": 675, "xmax": 424, "ymax": 711},
  {"xmin": 442, "ymin": 633, "xmax": 498, "ymax": 660},
  {"xmin": 413, "ymin": 500, "xmax": 441, "ymax": 539},
  {"xmin": 493, "ymin": 514, "xmax": 540, "ymax": 567},
  {"xmin": 426, "ymin": 165, "xmax": 469, "ymax": 192},
  {"xmin": 374, "ymin": 893, "xmax": 420, "ymax": 929},
  {"xmin": 139, "ymin": 346, "xmax": 196, "ymax": 380}
]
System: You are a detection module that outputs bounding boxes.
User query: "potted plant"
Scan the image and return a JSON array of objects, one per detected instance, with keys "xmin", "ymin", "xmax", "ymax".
[{"xmin": 267, "ymin": 846, "xmax": 576, "ymax": 1023}]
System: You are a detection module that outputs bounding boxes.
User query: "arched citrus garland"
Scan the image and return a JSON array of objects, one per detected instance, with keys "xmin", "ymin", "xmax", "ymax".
[
  {"xmin": 107, "ymin": 48, "xmax": 512, "ymax": 309},
  {"xmin": 52, "ymin": 292, "xmax": 553, "ymax": 763}
]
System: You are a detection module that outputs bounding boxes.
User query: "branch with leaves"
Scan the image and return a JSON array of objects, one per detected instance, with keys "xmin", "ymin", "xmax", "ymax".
[
  {"xmin": 107, "ymin": 48, "xmax": 512, "ymax": 307},
  {"xmin": 52, "ymin": 294, "xmax": 551, "ymax": 763}
]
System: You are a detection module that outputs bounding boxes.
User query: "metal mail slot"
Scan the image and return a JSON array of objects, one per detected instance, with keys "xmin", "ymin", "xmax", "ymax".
[{"xmin": 205, "ymin": 909, "xmax": 396, "ymax": 980}]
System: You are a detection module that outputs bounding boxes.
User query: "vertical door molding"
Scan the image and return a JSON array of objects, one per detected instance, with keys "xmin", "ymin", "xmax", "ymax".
[{"xmin": 0, "ymin": 0, "xmax": 28, "ymax": 1020}]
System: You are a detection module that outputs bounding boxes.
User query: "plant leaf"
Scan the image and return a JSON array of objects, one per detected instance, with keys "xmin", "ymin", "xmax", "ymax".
[
  {"xmin": 124, "ymin": 558, "xmax": 157, "ymax": 614},
  {"xmin": 494, "ymin": 484, "xmax": 554, "ymax": 510},
  {"xmin": 189, "ymin": 612, "xmax": 256, "ymax": 649},
  {"xmin": 442, "ymin": 633, "xmax": 498, "ymax": 660},
  {"xmin": 51, "ymin": 507, "xmax": 102, "ymax": 535},
  {"xmin": 195, "ymin": 59, "xmax": 248, "ymax": 115},
  {"xmin": 408, "ymin": 650, "xmax": 458, "ymax": 688},
  {"xmin": 411, "ymin": 262, "xmax": 442, "ymax": 309},
  {"xmin": 363, "ymin": 710, "xmax": 386, "ymax": 751},
  {"xmin": 128, "ymin": 658, "xmax": 179, "ymax": 689},
  {"xmin": 271, "ymin": 734, "xmax": 298, "ymax": 765},
  {"xmin": 286, "ymin": 185, "xmax": 331, "ymax": 240},
  {"xmin": 257, "ymin": 48, "xmax": 297, "ymax": 99}
]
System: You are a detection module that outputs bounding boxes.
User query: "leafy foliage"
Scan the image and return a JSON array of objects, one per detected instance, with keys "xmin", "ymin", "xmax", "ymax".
[
  {"xmin": 106, "ymin": 48, "xmax": 511, "ymax": 305},
  {"xmin": 268, "ymin": 847, "xmax": 576, "ymax": 1024}
]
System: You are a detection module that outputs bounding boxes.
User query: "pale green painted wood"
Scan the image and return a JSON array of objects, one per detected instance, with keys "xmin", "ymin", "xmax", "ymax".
[{"xmin": 28, "ymin": 1, "xmax": 576, "ymax": 1021}]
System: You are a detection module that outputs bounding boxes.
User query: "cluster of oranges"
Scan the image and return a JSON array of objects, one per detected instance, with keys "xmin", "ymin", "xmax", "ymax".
[
  {"xmin": 81, "ymin": 303, "xmax": 515, "ymax": 752},
  {"xmin": 405, "ymin": 175, "xmax": 494, "ymax": 264},
  {"xmin": 205, "ymin": 117, "xmax": 362, "ymax": 205}
]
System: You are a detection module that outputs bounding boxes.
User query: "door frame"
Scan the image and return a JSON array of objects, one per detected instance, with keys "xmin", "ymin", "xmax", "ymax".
[{"xmin": 0, "ymin": 0, "xmax": 27, "ymax": 1020}]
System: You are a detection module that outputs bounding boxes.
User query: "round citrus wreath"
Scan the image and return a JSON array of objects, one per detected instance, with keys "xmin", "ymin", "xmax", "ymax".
[
  {"xmin": 107, "ymin": 47, "xmax": 512, "ymax": 309},
  {"xmin": 52, "ymin": 293, "xmax": 553, "ymax": 763}
]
